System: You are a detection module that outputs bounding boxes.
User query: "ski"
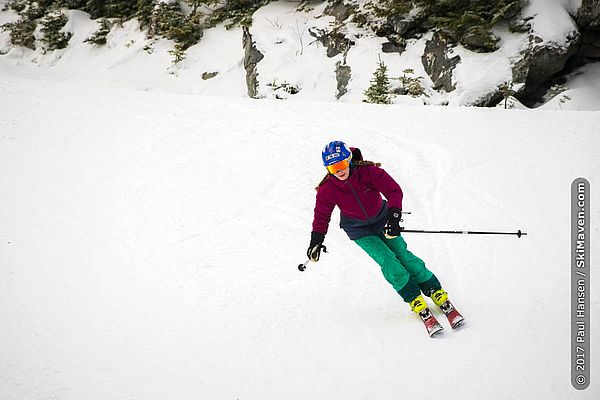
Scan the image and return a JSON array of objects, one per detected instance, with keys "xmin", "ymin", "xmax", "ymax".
[
  {"xmin": 418, "ymin": 308, "xmax": 444, "ymax": 337},
  {"xmin": 439, "ymin": 300, "xmax": 465, "ymax": 329}
]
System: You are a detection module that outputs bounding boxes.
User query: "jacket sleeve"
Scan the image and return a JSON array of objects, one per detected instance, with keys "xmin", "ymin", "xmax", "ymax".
[
  {"xmin": 368, "ymin": 166, "xmax": 403, "ymax": 210},
  {"xmin": 312, "ymin": 185, "xmax": 336, "ymax": 235}
]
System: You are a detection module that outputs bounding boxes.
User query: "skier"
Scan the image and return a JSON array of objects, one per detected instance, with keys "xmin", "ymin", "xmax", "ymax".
[{"xmin": 307, "ymin": 140, "xmax": 462, "ymax": 335}]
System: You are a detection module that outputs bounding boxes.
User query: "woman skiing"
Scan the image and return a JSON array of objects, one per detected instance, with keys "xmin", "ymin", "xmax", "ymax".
[{"xmin": 307, "ymin": 140, "xmax": 463, "ymax": 335}]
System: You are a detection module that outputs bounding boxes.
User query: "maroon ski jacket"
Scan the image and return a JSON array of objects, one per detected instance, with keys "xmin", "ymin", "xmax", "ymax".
[{"xmin": 312, "ymin": 164, "xmax": 403, "ymax": 239}]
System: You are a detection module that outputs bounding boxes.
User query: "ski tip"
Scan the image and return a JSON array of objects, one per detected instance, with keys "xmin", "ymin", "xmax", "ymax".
[
  {"xmin": 429, "ymin": 327, "xmax": 444, "ymax": 338},
  {"xmin": 451, "ymin": 318, "xmax": 466, "ymax": 330},
  {"xmin": 428, "ymin": 323, "xmax": 445, "ymax": 337}
]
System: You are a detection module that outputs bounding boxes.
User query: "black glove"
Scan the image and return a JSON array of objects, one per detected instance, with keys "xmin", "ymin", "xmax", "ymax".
[
  {"xmin": 307, "ymin": 231, "xmax": 326, "ymax": 262},
  {"xmin": 383, "ymin": 208, "xmax": 403, "ymax": 239}
]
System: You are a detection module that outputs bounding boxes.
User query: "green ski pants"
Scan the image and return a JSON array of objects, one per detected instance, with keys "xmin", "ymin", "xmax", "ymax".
[{"xmin": 354, "ymin": 234, "xmax": 440, "ymax": 302}]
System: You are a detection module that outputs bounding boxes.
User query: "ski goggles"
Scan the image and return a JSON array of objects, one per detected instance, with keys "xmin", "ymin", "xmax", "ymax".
[{"xmin": 326, "ymin": 158, "xmax": 351, "ymax": 174}]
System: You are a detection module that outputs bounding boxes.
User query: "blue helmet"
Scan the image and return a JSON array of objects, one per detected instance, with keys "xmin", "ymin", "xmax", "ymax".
[{"xmin": 322, "ymin": 140, "xmax": 352, "ymax": 166}]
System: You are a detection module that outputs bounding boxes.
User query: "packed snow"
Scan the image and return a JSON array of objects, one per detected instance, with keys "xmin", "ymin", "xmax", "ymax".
[{"xmin": 1, "ymin": 72, "xmax": 599, "ymax": 399}]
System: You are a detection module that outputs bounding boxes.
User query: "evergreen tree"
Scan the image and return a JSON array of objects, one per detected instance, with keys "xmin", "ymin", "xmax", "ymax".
[
  {"xmin": 84, "ymin": 0, "xmax": 106, "ymax": 19},
  {"xmin": 500, "ymin": 81, "xmax": 515, "ymax": 109},
  {"xmin": 398, "ymin": 68, "xmax": 425, "ymax": 97},
  {"xmin": 186, "ymin": 0, "xmax": 218, "ymax": 16},
  {"xmin": 22, "ymin": 0, "xmax": 46, "ymax": 20},
  {"xmin": 7, "ymin": 0, "xmax": 27, "ymax": 13},
  {"xmin": 364, "ymin": 58, "xmax": 391, "ymax": 104},
  {"xmin": 1, "ymin": 17, "xmax": 36, "ymax": 49},
  {"xmin": 135, "ymin": 0, "xmax": 156, "ymax": 28},
  {"xmin": 151, "ymin": 2, "xmax": 203, "ymax": 51},
  {"xmin": 64, "ymin": 1, "xmax": 88, "ymax": 9},
  {"xmin": 84, "ymin": 17, "xmax": 111, "ymax": 45},
  {"xmin": 104, "ymin": 0, "xmax": 138, "ymax": 19},
  {"xmin": 207, "ymin": 0, "xmax": 270, "ymax": 28},
  {"xmin": 40, "ymin": 9, "xmax": 72, "ymax": 50}
]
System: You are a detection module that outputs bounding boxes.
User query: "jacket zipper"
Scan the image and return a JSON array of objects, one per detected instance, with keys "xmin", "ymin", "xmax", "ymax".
[{"xmin": 347, "ymin": 181, "xmax": 370, "ymax": 220}]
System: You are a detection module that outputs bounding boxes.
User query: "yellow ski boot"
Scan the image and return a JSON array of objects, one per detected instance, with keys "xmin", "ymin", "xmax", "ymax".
[
  {"xmin": 430, "ymin": 289, "xmax": 448, "ymax": 307},
  {"xmin": 429, "ymin": 288, "xmax": 465, "ymax": 329},
  {"xmin": 409, "ymin": 295, "xmax": 429, "ymax": 313}
]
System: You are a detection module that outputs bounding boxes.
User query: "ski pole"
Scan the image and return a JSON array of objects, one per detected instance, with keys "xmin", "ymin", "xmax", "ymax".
[{"xmin": 401, "ymin": 229, "xmax": 527, "ymax": 238}]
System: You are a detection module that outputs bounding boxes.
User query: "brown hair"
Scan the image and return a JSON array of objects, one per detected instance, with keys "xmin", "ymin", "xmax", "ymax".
[{"xmin": 314, "ymin": 160, "xmax": 382, "ymax": 191}]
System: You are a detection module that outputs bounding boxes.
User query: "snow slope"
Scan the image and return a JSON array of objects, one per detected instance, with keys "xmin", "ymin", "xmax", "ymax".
[{"xmin": 1, "ymin": 74, "xmax": 599, "ymax": 399}]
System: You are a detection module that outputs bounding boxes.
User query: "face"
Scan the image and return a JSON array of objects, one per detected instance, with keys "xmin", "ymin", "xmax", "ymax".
[
  {"xmin": 333, "ymin": 166, "xmax": 350, "ymax": 180},
  {"xmin": 326, "ymin": 158, "xmax": 351, "ymax": 181}
]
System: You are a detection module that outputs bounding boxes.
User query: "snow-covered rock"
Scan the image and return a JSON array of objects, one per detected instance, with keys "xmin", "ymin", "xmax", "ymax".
[{"xmin": 0, "ymin": 0, "xmax": 599, "ymax": 109}]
